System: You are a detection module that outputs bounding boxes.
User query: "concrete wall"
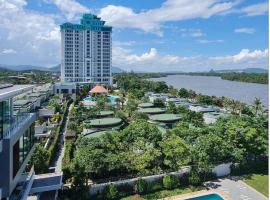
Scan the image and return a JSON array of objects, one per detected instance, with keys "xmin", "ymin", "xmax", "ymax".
[
  {"xmin": 89, "ymin": 167, "xmax": 190, "ymax": 196},
  {"xmin": 212, "ymin": 163, "xmax": 232, "ymax": 177},
  {"xmin": 89, "ymin": 163, "xmax": 232, "ymax": 196},
  {"xmin": 39, "ymin": 108, "xmax": 55, "ymax": 117}
]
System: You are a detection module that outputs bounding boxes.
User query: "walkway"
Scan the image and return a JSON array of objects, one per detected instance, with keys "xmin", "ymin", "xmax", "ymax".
[
  {"xmin": 40, "ymin": 103, "xmax": 71, "ymax": 200},
  {"xmin": 206, "ymin": 177, "xmax": 267, "ymax": 200},
  {"xmin": 53, "ymin": 103, "xmax": 71, "ymax": 172}
]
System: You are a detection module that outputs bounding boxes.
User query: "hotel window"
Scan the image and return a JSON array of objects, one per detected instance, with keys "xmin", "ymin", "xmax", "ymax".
[
  {"xmin": 13, "ymin": 124, "xmax": 35, "ymax": 178},
  {"xmin": 0, "ymin": 99, "xmax": 12, "ymax": 138}
]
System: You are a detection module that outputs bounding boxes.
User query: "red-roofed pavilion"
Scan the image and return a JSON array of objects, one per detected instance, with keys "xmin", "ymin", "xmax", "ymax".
[{"xmin": 89, "ymin": 85, "xmax": 108, "ymax": 94}]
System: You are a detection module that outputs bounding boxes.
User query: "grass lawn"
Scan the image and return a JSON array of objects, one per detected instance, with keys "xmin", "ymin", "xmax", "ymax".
[
  {"xmin": 242, "ymin": 174, "xmax": 268, "ymax": 197},
  {"xmin": 121, "ymin": 186, "xmax": 204, "ymax": 200}
]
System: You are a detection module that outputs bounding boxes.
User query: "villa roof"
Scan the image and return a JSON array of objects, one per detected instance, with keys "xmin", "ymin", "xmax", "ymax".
[{"xmin": 89, "ymin": 85, "xmax": 108, "ymax": 94}]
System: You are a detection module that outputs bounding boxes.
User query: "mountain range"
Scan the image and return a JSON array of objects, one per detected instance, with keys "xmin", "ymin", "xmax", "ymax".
[
  {"xmin": 0, "ymin": 64, "xmax": 125, "ymax": 73},
  {"xmin": 0, "ymin": 64, "xmax": 267, "ymax": 74}
]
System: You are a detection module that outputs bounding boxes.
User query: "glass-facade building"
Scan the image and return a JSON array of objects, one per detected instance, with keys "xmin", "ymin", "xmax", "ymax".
[
  {"xmin": 0, "ymin": 85, "xmax": 36, "ymax": 199},
  {"xmin": 60, "ymin": 13, "xmax": 112, "ymax": 85}
]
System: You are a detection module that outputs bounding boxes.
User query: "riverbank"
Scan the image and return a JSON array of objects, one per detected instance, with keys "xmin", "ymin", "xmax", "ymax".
[
  {"xmin": 149, "ymin": 74, "xmax": 268, "ymax": 107},
  {"xmin": 138, "ymin": 72, "xmax": 268, "ymax": 84}
]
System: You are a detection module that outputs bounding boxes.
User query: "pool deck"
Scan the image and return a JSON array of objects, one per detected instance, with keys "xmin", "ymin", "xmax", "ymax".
[{"xmin": 164, "ymin": 177, "xmax": 267, "ymax": 200}]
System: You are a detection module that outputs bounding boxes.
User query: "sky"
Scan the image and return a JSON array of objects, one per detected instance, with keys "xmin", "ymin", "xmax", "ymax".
[{"xmin": 0, "ymin": 0, "xmax": 268, "ymax": 72}]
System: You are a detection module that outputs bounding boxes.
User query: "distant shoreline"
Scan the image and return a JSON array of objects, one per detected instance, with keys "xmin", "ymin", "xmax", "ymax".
[{"xmin": 141, "ymin": 72, "xmax": 268, "ymax": 85}]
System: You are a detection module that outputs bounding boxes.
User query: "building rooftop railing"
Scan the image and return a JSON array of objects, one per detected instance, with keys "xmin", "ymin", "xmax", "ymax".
[{"xmin": 3, "ymin": 113, "xmax": 36, "ymax": 139}]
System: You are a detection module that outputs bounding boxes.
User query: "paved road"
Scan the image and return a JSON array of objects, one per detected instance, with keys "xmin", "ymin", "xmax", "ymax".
[{"xmin": 207, "ymin": 177, "xmax": 267, "ymax": 200}]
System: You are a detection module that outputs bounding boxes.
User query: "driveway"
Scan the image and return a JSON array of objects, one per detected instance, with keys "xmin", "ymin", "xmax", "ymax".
[{"xmin": 206, "ymin": 177, "xmax": 267, "ymax": 200}]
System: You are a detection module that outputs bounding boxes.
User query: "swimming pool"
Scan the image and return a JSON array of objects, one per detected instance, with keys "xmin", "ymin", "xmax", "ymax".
[
  {"xmin": 83, "ymin": 95, "xmax": 118, "ymax": 105},
  {"xmin": 185, "ymin": 194, "xmax": 224, "ymax": 200}
]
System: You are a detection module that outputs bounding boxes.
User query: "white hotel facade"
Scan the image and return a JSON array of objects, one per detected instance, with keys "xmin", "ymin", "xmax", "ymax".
[{"xmin": 60, "ymin": 13, "xmax": 112, "ymax": 85}]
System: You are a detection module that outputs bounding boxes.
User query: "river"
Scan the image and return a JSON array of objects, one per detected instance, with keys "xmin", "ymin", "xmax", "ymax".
[{"xmin": 149, "ymin": 75, "xmax": 268, "ymax": 107}]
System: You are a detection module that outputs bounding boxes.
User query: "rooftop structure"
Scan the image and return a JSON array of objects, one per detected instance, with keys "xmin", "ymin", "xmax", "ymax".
[
  {"xmin": 84, "ymin": 117, "xmax": 122, "ymax": 128},
  {"xmin": 138, "ymin": 107, "xmax": 166, "ymax": 115},
  {"xmin": 138, "ymin": 102, "xmax": 154, "ymax": 108},
  {"xmin": 149, "ymin": 114, "xmax": 181, "ymax": 123},
  {"xmin": 189, "ymin": 105, "xmax": 220, "ymax": 113},
  {"xmin": 84, "ymin": 130, "xmax": 113, "ymax": 138},
  {"xmin": 96, "ymin": 110, "xmax": 114, "ymax": 117}
]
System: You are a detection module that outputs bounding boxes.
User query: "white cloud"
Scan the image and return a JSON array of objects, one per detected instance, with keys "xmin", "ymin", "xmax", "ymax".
[
  {"xmin": 45, "ymin": 0, "xmax": 89, "ymax": 21},
  {"xmin": 196, "ymin": 39, "xmax": 224, "ymax": 44},
  {"xmin": 0, "ymin": 0, "xmax": 60, "ymax": 66},
  {"xmin": 234, "ymin": 28, "xmax": 255, "ymax": 34},
  {"xmin": 1, "ymin": 49, "xmax": 17, "ymax": 55},
  {"xmin": 113, "ymin": 40, "xmax": 137, "ymax": 46},
  {"xmin": 240, "ymin": 2, "xmax": 268, "ymax": 16},
  {"xmin": 99, "ymin": 0, "xmax": 238, "ymax": 36},
  {"xmin": 190, "ymin": 31, "xmax": 204, "ymax": 37},
  {"xmin": 210, "ymin": 49, "xmax": 269, "ymax": 62},
  {"xmin": 113, "ymin": 45, "xmax": 268, "ymax": 72}
]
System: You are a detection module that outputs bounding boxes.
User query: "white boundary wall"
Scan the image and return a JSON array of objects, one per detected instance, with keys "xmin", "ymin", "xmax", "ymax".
[
  {"xmin": 89, "ymin": 167, "xmax": 190, "ymax": 196},
  {"xmin": 89, "ymin": 163, "xmax": 232, "ymax": 196}
]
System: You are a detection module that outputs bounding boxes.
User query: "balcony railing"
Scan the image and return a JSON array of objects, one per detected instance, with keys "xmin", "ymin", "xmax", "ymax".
[
  {"xmin": 3, "ymin": 113, "xmax": 35, "ymax": 139},
  {"xmin": 9, "ymin": 167, "xmax": 35, "ymax": 200}
]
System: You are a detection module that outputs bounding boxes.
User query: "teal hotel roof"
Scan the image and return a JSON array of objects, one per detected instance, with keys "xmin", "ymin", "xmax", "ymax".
[{"xmin": 60, "ymin": 13, "xmax": 112, "ymax": 32}]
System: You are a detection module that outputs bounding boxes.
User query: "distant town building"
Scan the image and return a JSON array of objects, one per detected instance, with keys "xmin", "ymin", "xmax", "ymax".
[{"xmin": 60, "ymin": 13, "xmax": 112, "ymax": 85}]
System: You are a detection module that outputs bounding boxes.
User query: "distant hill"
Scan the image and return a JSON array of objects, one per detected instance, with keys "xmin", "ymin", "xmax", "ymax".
[
  {"xmin": 0, "ymin": 64, "xmax": 50, "ymax": 71},
  {"xmin": 112, "ymin": 66, "xmax": 124, "ymax": 73},
  {"xmin": 48, "ymin": 64, "xmax": 61, "ymax": 72}
]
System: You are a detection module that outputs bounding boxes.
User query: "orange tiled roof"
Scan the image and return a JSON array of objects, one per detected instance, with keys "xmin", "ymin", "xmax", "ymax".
[{"xmin": 89, "ymin": 85, "xmax": 108, "ymax": 94}]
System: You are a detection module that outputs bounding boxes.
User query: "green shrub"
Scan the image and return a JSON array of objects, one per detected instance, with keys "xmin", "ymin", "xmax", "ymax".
[
  {"xmin": 231, "ymin": 160, "xmax": 268, "ymax": 176},
  {"xmin": 117, "ymin": 183, "xmax": 133, "ymax": 196},
  {"xmin": 104, "ymin": 183, "xmax": 118, "ymax": 200},
  {"xmin": 147, "ymin": 181, "xmax": 162, "ymax": 193},
  {"xmin": 162, "ymin": 175, "xmax": 176, "ymax": 190},
  {"xmin": 134, "ymin": 178, "xmax": 147, "ymax": 194},
  {"xmin": 188, "ymin": 171, "xmax": 201, "ymax": 186}
]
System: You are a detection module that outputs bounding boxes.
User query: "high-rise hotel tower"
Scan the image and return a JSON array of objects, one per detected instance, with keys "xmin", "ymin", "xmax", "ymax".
[{"xmin": 60, "ymin": 14, "xmax": 112, "ymax": 85}]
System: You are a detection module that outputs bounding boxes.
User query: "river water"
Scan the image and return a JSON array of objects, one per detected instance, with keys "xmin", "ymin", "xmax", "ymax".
[{"xmin": 150, "ymin": 75, "xmax": 268, "ymax": 107}]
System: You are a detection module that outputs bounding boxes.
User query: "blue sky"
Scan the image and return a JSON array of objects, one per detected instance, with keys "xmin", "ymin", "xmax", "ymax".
[{"xmin": 0, "ymin": 0, "xmax": 268, "ymax": 72}]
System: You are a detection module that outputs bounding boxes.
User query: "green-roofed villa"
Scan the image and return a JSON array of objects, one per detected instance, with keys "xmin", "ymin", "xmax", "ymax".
[
  {"xmin": 138, "ymin": 102, "xmax": 154, "ymax": 108},
  {"xmin": 96, "ymin": 110, "xmax": 114, "ymax": 117},
  {"xmin": 149, "ymin": 114, "xmax": 181, "ymax": 128},
  {"xmin": 138, "ymin": 107, "xmax": 166, "ymax": 114},
  {"xmin": 83, "ymin": 117, "xmax": 123, "ymax": 128}
]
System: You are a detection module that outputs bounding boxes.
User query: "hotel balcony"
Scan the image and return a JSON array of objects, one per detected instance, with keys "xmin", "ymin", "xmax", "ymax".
[
  {"xmin": 9, "ymin": 168, "xmax": 62, "ymax": 200},
  {"xmin": 3, "ymin": 112, "xmax": 36, "ymax": 139}
]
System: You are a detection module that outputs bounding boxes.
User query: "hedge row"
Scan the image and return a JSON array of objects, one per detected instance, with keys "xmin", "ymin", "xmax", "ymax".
[
  {"xmin": 47, "ymin": 99, "xmax": 72, "ymax": 166},
  {"xmin": 231, "ymin": 159, "xmax": 268, "ymax": 176}
]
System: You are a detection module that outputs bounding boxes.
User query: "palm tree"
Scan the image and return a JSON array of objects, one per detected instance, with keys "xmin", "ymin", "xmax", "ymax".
[
  {"xmin": 115, "ymin": 98, "xmax": 121, "ymax": 110},
  {"xmin": 231, "ymin": 100, "xmax": 238, "ymax": 114},
  {"xmin": 253, "ymin": 97, "xmax": 262, "ymax": 115}
]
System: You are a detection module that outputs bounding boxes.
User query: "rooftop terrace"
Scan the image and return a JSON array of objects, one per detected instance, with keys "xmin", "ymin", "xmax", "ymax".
[{"xmin": 0, "ymin": 84, "xmax": 33, "ymax": 100}]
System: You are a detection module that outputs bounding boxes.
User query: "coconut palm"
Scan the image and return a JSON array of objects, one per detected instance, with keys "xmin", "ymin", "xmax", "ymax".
[{"xmin": 253, "ymin": 97, "xmax": 262, "ymax": 115}]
